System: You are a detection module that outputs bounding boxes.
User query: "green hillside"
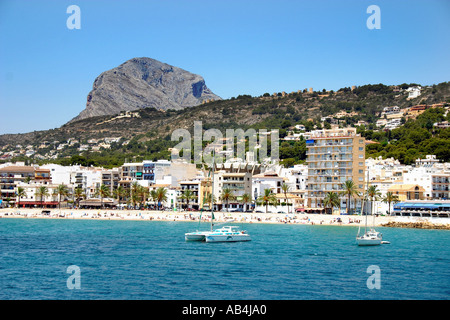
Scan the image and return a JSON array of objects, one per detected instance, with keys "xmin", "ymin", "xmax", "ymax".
[{"xmin": 0, "ymin": 82, "xmax": 449, "ymax": 168}]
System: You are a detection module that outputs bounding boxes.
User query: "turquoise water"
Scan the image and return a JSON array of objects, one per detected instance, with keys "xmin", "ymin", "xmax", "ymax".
[{"xmin": 0, "ymin": 218, "xmax": 449, "ymax": 300}]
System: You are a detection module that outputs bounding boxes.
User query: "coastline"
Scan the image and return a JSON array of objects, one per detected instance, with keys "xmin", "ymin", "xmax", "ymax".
[{"xmin": 1, "ymin": 208, "xmax": 449, "ymax": 229}]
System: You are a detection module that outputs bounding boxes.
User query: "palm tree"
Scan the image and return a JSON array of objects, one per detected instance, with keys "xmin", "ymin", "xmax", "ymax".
[
  {"xmin": 113, "ymin": 185, "xmax": 126, "ymax": 207},
  {"xmin": 35, "ymin": 186, "xmax": 49, "ymax": 208},
  {"xmin": 155, "ymin": 187, "xmax": 168, "ymax": 210},
  {"xmin": 149, "ymin": 189, "xmax": 158, "ymax": 209},
  {"xmin": 241, "ymin": 193, "xmax": 251, "ymax": 212},
  {"xmin": 203, "ymin": 192, "xmax": 216, "ymax": 211},
  {"xmin": 95, "ymin": 184, "xmax": 110, "ymax": 209},
  {"xmin": 139, "ymin": 186, "xmax": 150, "ymax": 208},
  {"xmin": 180, "ymin": 189, "xmax": 196, "ymax": 210},
  {"xmin": 382, "ymin": 191, "xmax": 399, "ymax": 216},
  {"xmin": 130, "ymin": 182, "xmax": 140, "ymax": 208},
  {"xmin": 367, "ymin": 185, "xmax": 381, "ymax": 215},
  {"xmin": 16, "ymin": 186, "xmax": 26, "ymax": 208},
  {"xmin": 341, "ymin": 180, "xmax": 360, "ymax": 215},
  {"xmin": 73, "ymin": 187, "xmax": 85, "ymax": 208},
  {"xmin": 221, "ymin": 188, "xmax": 235, "ymax": 212},
  {"xmin": 55, "ymin": 184, "xmax": 70, "ymax": 210},
  {"xmin": 281, "ymin": 183, "xmax": 291, "ymax": 213},
  {"xmin": 323, "ymin": 191, "xmax": 340, "ymax": 214},
  {"xmin": 258, "ymin": 188, "xmax": 277, "ymax": 213}
]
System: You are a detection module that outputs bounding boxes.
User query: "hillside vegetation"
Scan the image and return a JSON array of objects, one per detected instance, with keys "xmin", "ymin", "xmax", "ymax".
[{"xmin": 0, "ymin": 82, "xmax": 449, "ymax": 168}]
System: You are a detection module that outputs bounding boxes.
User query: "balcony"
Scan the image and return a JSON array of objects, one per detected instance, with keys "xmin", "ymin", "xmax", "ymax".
[
  {"xmin": 307, "ymin": 162, "xmax": 353, "ymax": 169},
  {"xmin": 306, "ymin": 148, "xmax": 353, "ymax": 155},
  {"xmin": 307, "ymin": 155, "xmax": 353, "ymax": 162},
  {"xmin": 307, "ymin": 140, "xmax": 353, "ymax": 147}
]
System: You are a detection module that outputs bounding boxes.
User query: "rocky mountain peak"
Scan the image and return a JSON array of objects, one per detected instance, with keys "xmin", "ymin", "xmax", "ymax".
[{"xmin": 70, "ymin": 57, "xmax": 221, "ymax": 122}]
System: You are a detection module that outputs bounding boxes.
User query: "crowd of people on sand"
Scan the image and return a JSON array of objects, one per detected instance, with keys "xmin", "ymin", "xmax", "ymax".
[
  {"xmin": 0, "ymin": 208, "xmax": 369, "ymax": 226},
  {"xmin": 2, "ymin": 208, "xmax": 448, "ymax": 229}
]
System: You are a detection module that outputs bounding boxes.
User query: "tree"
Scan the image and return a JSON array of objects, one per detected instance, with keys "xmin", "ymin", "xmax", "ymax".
[
  {"xmin": 155, "ymin": 187, "xmax": 168, "ymax": 210},
  {"xmin": 180, "ymin": 189, "xmax": 196, "ymax": 210},
  {"xmin": 241, "ymin": 193, "xmax": 251, "ymax": 212},
  {"xmin": 367, "ymin": 185, "xmax": 381, "ymax": 215},
  {"xmin": 139, "ymin": 186, "xmax": 150, "ymax": 208},
  {"xmin": 323, "ymin": 191, "xmax": 340, "ymax": 214},
  {"xmin": 95, "ymin": 184, "xmax": 110, "ymax": 209},
  {"xmin": 130, "ymin": 182, "xmax": 141, "ymax": 208},
  {"xmin": 382, "ymin": 191, "xmax": 399, "ymax": 216},
  {"xmin": 203, "ymin": 192, "xmax": 216, "ymax": 211},
  {"xmin": 281, "ymin": 183, "xmax": 291, "ymax": 213},
  {"xmin": 113, "ymin": 185, "xmax": 126, "ymax": 207},
  {"xmin": 55, "ymin": 184, "xmax": 70, "ymax": 210},
  {"xmin": 73, "ymin": 187, "xmax": 85, "ymax": 208},
  {"xmin": 16, "ymin": 186, "xmax": 26, "ymax": 208},
  {"xmin": 258, "ymin": 188, "xmax": 277, "ymax": 213},
  {"xmin": 35, "ymin": 186, "xmax": 49, "ymax": 208},
  {"xmin": 149, "ymin": 189, "xmax": 158, "ymax": 208},
  {"xmin": 341, "ymin": 180, "xmax": 359, "ymax": 215},
  {"xmin": 221, "ymin": 188, "xmax": 235, "ymax": 212}
]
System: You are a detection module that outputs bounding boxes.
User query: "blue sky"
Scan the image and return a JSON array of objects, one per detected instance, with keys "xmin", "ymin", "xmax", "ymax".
[{"xmin": 1, "ymin": 0, "xmax": 449, "ymax": 134}]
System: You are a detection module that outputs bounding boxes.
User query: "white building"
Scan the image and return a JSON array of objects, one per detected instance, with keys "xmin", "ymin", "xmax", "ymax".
[
  {"xmin": 406, "ymin": 86, "xmax": 421, "ymax": 99},
  {"xmin": 384, "ymin": 118, "xmax": 402, "ymax": 130},
  {"xmin": 252, "ymin": 171, "xmax": 285, "ymax": 200}
]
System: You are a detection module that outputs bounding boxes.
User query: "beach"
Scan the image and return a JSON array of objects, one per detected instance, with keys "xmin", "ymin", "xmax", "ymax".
[{"xmin": 1, "ymin": 208, "xmax": 449, "ymax": 229}]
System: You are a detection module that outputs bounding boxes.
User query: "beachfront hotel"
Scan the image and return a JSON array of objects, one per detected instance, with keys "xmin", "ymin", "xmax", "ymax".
[{"xmin": 306, "ymin": 128, "xmax": 366, "ymax": 212}]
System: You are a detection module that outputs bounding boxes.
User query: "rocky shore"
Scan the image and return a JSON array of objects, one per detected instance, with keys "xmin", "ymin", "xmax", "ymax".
[{"xmin": 381, "ymin": 221, "xmax": 450, "ymax": 230}]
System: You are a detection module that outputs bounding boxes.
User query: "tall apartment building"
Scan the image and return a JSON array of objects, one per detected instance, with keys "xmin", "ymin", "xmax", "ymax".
[{"xmin": 306, "ymin": 128, "xmax": 366, "ymax": 212}]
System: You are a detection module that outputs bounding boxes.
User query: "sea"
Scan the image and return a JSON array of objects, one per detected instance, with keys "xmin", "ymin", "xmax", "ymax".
[{"xmin": 0, "ymin": 218, "xmax": 449, "ymax": 300}]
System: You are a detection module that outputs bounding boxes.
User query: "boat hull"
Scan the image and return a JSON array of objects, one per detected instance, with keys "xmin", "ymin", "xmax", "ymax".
[
  {"xmin": 185, "ymin": 231, "xmax": 211, "ymax": 241},
  {"xmin": 205, "ymin": 234, "xmax": 251, "ymax": 243},
  {"xmin": 356, "ymin": 238, "xmax": 382, "ymax": 246}
]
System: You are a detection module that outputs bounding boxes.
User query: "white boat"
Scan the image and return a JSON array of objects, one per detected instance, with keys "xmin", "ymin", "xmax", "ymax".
[
  {"xmin": 356, "ymin": 228, "xmax": 382, "ymax": 246},
  {"xmin": 205, "ymin": 226, "xmax": 251, "ymax": 243}
]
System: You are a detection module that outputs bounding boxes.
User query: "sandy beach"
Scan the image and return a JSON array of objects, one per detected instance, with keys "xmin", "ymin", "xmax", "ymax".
[{"xmin": 1, "ymin": 208, "xmax": 449, "ymax": 229}]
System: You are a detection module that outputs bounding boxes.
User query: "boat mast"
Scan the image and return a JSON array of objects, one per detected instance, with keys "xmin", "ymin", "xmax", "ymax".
[
  {"xmin": 365, "ymin": 169, "xmax": 370, "ymax": 233},
  {"xmin": 211, "ymin": 149, "xmax": 215, "ymax": 231}
]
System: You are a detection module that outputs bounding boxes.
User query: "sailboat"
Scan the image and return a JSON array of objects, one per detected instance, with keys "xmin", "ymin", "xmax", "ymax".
[
  {"xmin": 185, "ymin": 151, "xmax": 251, "ymax": 243},
  {"xmin": 356, "ymin": 171, "xmax": 383, "ymax": 246}
]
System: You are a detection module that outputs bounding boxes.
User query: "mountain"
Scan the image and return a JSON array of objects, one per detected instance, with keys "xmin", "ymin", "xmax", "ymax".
[{"xmin": 70, "ymin": 57, "xmax": 221, "ymax": 122}]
